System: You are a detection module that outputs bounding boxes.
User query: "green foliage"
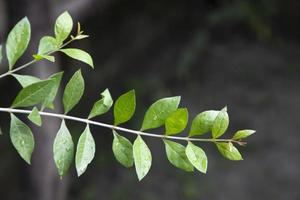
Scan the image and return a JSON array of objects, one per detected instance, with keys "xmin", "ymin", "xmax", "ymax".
[
  {"xmin": 114, "ymin": 90, "xmax": 136, "ymax": 125},
  {"xmin": 112, "ymin": 131, "xmax": 134, "ymax": 168},
  {"xmin": 10, "ymin": 114, "xmax": 34, "ymax": 164},
  {"xmin": 141, "ymin": 96, "xmax": 181, "ymax": 131},
  {"xmin": 63, "ymin": 70, "xmax": 85, "ymax": 114},
  {"xmin": 75, "ymin": 125, "xmax": 95, "ymax": 176},
  {"xmin": 133, "ymin": 135, "xmax": 152, "ymax": 181},
  {"xmin": 0, "ymin": 11, "xmax": 255, "ymax": 181},
  {"xmin": 6, "ymin": 17, "xmax": 31, "ymax": 70},
  {"xmin": 53, "ymin": 120, "xmax": 74, "ymax": 177}
]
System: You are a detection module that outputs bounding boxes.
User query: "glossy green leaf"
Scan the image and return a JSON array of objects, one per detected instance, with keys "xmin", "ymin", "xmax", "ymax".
[
  {"xmin": 186, "ymin": 142, "xmax": 207, "ymax": 173},
  {"xmin": 28, "ymin": 107, "xmax": 42, "ymax": 126},
  {"xmin": 216, "ymin": 142, "xmax": 243, "ymax": 161},
  {"xmin": 163, "ymin": 139, "xmax": 194, "ymax": 172},
  {"xmin": 133, "ymin": 135, "xmax": 152, "ymax": 181},
  {"xmin": 0, "ymin": 45, "xmax": 2, "ymax": 64},
  {"xmin": 112, "ymin": 130, "xmax": 133, "ymax": 168},
  {"xmin": 38, "ymin": 36, "xmax": 59, "ymax": 54},
  {"xmin": 10, "ymin": 114, "xmax": 34, "ymax": 164},
  {"xmin": 12, "ymin": 74, "xmax": 41, "ymax": 87},
  {"xmin": 6, "ymin": 17, "xmax": 31, "ymax": 70},
  {"xmin": 60, "ymin": 48, "xmax": 94, "ymax": 68},
  {"xmin": 232, "ymin": 130, "xmax": 256, "ymax": 140},
  {"xmin": 53, "ymin": 120, "xmax": 74, "ymax": 177},
  {"xmin": 141, "ymin": 96, "xmax": 181, "ymax": 131},
  {"xmin": 189, "ymin": 110, "xmax": 219, "ymax": 137},
  {"xmin": 63, "ymin": 70, "xmax": 85, "ymax": 114},
  {"xmin": 114, "ymin": 90, "xmax": 136, "ymax": 125},
  {"xmin": 55, "ymin": 11, "xmax": 73, "ymax": 44},
  {"xmin": 88, "ymin": 89, "xmax": 113, "ymax": 119},
  {"xmin": 75, "ymin": 125, "xmax": 95, "ymax": 176},
  {"xmin": 165, "ymin": 108, "xmax": 188, "ymax": 135},
  {"xmin": 212, "ymin": 107, "xmax": 229, "ymax": 138},
  {"xmin": 12, "ymin": 79, "xmax": 55, "ymax": 108},
  {"xmin": 33, "ymin": 54, "xmax": 55, "ymax": 62},
  {"xmin": 42, "ymin": 72, "xmax": 63, "ymax": 109}
]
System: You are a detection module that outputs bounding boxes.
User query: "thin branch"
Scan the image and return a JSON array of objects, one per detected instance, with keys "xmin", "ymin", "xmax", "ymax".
[{"xmin": 0, "ymin": 107, "xmax": 242, "ymax": 144}]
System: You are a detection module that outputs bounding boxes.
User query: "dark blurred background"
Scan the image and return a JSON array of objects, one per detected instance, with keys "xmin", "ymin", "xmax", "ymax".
[{"xmin": 1, "ymin": 0, "xmax": 300, "ymax": 199}]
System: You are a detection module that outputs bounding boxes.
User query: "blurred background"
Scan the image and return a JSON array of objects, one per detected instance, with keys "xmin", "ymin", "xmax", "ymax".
[{"xmin": 1, "ymin": 0, "xmax": 300, "ymax": 199}]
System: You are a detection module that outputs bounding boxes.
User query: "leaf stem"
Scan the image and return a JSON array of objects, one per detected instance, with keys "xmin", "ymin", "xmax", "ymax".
[{"xmin": 0, "ymin": 107, "xmax": 243, "ymax": 145}]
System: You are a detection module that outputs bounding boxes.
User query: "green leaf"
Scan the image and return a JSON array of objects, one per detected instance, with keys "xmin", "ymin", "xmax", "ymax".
[
  {"xmin": 10, "ymin": 114, "xmax": 34, "ymax": 164},
  {"xmin": 216, "ymin": 142, "xmax": 243, "ymax": 161},
  {"xmin": 42, "ymin": 72, "xmax": 63, "ymax": 109},
  {"xmin": 55, "ymin": 11, "xmax": 73, "ymax": 44},
  {"xmin": 75, "ymin": 125, "xmax": 95, "ymax": 176},
  {"xmin": 114, "ymin": 90, "xmax": 136, "ymax": 125},
  {"xmin": 6, "ymin": 17, "xmax": 31, "ymax": 70},
  {"xmin": 60, "ymin": 48, "xmax": 94, "ymax": 68},
  {"xmin": 212, "ymin": 107, "xmax": 229, "ymax": 138},
  {"xmin": 232, "ymin": 130, "xmax": 256, "ymax": 140},
  {"xmin": 163, "ymin": 139, "xmax": 194, "ymax": 172},
  {"xmin": 53, "ymin": 120, "xmax": 74, "ymax": 177},
  {"xmin": 133, "ymin": 135, "xmax": 152, "ymax": 181},
  {"xmin": 112, "ymin": 130, "xmax": 134, "ymax": 168},
  {"xmin": 165, "ymin": 108, "xmax": 188, "ymax": 135},
  {"xmin": 38, "ymin": 36, "xmax": 59, "ymax": 54},
  {"xmin": 63, "ymin": 70, "xmax": 85, "ymax": 114},
  {"xmin": 33, "ymin": 54, "xmax": 55, "ymax": 62},
  {"xmin": 12, "ymin": 79, "xmax": 56, "ymax": 108},
  {"xmin": 12, "ymin": 74, "xmax": 41, "ymax": 87},
  {"xmin": 28, "ymin": 107, "xmax": 42, "ymax": 126},
  {"xmin": 88, "ymin": 89, "xmax": 113, "ymax": 119},
  {"xmin": 189, "ymin": 110, "xmax": 219, "ymax": 137},
  {"xmin": 186, "ymin": 142, "xmax": 207, "ymax": 173},
  {"xmin": 141, "ymin": 96, "xmax": 181, "ymax": 131},
  {"xmin": 0, "ymin": 45, "xmax": 3, "ymax": 64}
]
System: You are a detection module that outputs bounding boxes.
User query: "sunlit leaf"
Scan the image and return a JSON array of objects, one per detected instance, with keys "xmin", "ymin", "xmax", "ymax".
[
  {"xmin": 212, "ymin": 107, "xmax": 229, "ymax": 138},
  {"xmin": 112, "ymin": 130, "xmax": 133, "ymax": 168},
  {"xmin": 141, "ymin": 96, "xmax": 181, "ymax": 131},
  {"xmin": 165, "ymin": 108, "xmax": 188, "ymax": 135},
  {"xmin": 75, "ymin": 125, "xmax": 95, "ymax": 176},
  {"xmin": 55, "ymin": 11, "xmax": 73, "ymax": 44},
  {"xmin": 10, "ymin": 114, "xmax": 34, "ymax": 164},
  {"xmin": 189, "ymin": 110, "xmax": 219, "ymax": 137},
  {"xmin": 12, "ymin": 74, "xmax": 41, "ymax": 88},
  {"xmin": 6, "ymin": 17, "xmax": 31, "ymax": 70},
  {"xmin": 232, "ymin": 130, "xmax": 256, "ymax": 140},
  {"xmin": 88, "ymin": 89, "xmax": 113, "ymax": 119},
  {"xmin": 33, "ymin": 54, "xmax": 55, "ymax": 62},
  {"xmin": 53, "ymin": 120, "xmax": 74, "ymax": 177},
  {"xmin": 216, "ymin": 142, "xmax": 243, "ymax": 161},
  {"xmin": 186, "ymin": 142, "xmax": 207, "ymax": 173},
  {"xmin": 163, "ymin": 139, "xmax": 194, "ymax": 172},
  {"xmin": 114, "ymin": 90, "xmax": 135, "ymax": 125},
  {"xmin": 60, "ymin": 48, "xmax": 94, "ymax": 68},
  {"xmin": 133, "ymin": 135, "xmax": 152, "ymax": 181},
  {"xmin": 28, "ymin": 107, "xmax": 42, "ymax": 126},
  {"xmin": 38, "ymin": 36, "xmax": 59, "ymax": 54},
  {"xmin": 63, "ymin": 70, "xmax": 85, "ymax": 114}
]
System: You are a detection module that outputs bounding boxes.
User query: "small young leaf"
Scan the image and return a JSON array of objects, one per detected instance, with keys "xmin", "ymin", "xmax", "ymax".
[
  {"xmin": 10, "ymin": 114, "xmax": 34, "ymax": 164},
  {"xmin": 189, "ymin": 110, "xmax": 219, "ymax": 137},
  {"xmin": 75, "ymin": 125, "xmax": 95, "ymax": 176},
  {"xmin": 33, "ymin": 54, "xmax": 55, "ymax": 62},
  {"xmin": 55, "ymin": 11, "xmax": 73, "ymax": 44},
  {"xmin": 28, "ymin": 107, "xmax": 42, "ymax": 126},
  {"xmin": 216, "ymin": 142, "xmax": 243, "ymax": 161},
  {"xmin": 165, "ymin": 108, "xmax": 188, "ymax": 135},
  {"xmin": 60, "ymin": 49, "xmax": 94, "ymax": 68},
  {"xmin": 12, "ymin": 74, "xmax": 41, "ymax": 87},
  {"xmin": 112, "ymin": 130, "xmax": 134, "ymax": 168},
  {"xmin": 163, "ymin": 139, "xmax": 194, "ymax": 172},
  {"xmin": 186, "ymin": 142, "xmax": 207, "ymax": 173},
  {"xmin": 232, "ymin": 130, "xmax": 256, "ymax": 140},
  {"xmin": 53, "ymin": 120, "xmax": 74, "ymax": 177},
  {"xmin": 38, "ymin": 36, "xmax": 59, "ymax": 54},
  {"xmin": 63, "ymin": 70, "xmax": 85, "ymax": 114},
  {"xmin": 0, "ymin": 45, "xmax": 3, "ymax": 64},
  {"xmin": 88, "ymin": 89, "xmax": 113, "ymax": 119},
  {"xmin": 6, "ymin": 17, "xmax": 31, "ymax": 70},
  {"xmin": 133, "ymin": 135, "xmax": 152, "ymax": 181},
  {"xmin": 141, "ymin": 96, "xmax": 181, "ymax": 131},
  {"xmin": 212, "ymin": 107, "xmax": 229, "ymax": 138},
  {"xmin": 12, "ymin": 79, "xmax": 56, "ymax": 108},
  {"xmin": 114, "ymin": 90, "xmax": 136, "ymax": 125}
]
